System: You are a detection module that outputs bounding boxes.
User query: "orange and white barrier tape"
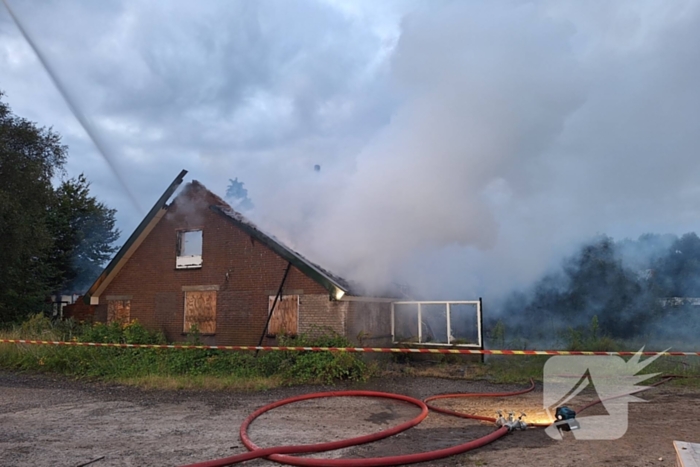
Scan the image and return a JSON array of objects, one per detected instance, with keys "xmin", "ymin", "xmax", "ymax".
[{"xmin": 0, "ymin": 339, "xmax": 698, "ymax": 356}]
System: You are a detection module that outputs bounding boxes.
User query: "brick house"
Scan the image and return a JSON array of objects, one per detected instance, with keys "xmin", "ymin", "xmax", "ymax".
[{"xmin": 78, "ymin": 170, "xmax": 396, "ymax": 346}]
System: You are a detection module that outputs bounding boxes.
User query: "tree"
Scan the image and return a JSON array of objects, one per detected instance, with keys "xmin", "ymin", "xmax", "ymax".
[
  {"xmin": 653, "ymin": 233, "xmax": 700, "ymax": 297},
  {"xmin": 225, "ymin": 177, "xmax": 254, "ymax": 211},
  {"xmin": 507, "ymin": 235, "xmax": 661, "ymax": 341},
  {"xmin": 560, "ymin": 236, "xmax": 650, "ymax": 338},
  {"xmin": 0, "ymin": 92, "xmax": 120, "ymax": 323},
  {"xmin": 0, "ymin": 92, "xmax": 67, "ymax": 322},
  {"xmin": 48, "ymin": 174, "xmax": 120, "ymax": 294}
]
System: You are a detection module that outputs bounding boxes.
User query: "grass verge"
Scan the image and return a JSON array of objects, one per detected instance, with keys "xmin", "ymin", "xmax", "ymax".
[
  {"xmin": 3, "ymin": 314, "xmax": 698, "ymax": 390},
  {"xmin": 0, "ymin": 314, "xmax": 374, "ymax": 389},
  {"xmin": 380, "ymin": 354, "xmax": 700, "ymax": 388}
]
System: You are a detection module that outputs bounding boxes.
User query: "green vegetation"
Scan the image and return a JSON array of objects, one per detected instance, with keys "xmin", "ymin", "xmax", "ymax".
[
  {"xmin": 562, "ymin": 315, "xmax": 620, "ymax": 352},
  {"xmin": 225, "ymin": 177, "xmax": 254, "ymax": 211},
  {"xmin": 2, "ymin": 314, "xmax": 697, "ymax": 390},
  {"xmin": 0, "ymin": 92, "xmax": 120, "ymax": 323},
  {"xmin": 384, "ymin": 314, "xmax": 700, "ymax": 386},
  {"xmin": 478, "ymin": 315, "xmax": 700, "ymax": 385},
  {"xmin": 478, "ymin": 356, "xmax": 550, "ymax": 384},
  {"xmin": 480, "ymin": 354, "xmax": 700, "ymax": 387},
  {"xmin": 0, "ymin": 315, "xmax": 374, "ymax": 388}
]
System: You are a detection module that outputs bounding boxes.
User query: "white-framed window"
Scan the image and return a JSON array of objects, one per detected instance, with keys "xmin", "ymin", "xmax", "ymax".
[
  {"xmin": 391, "ymin": 301, "xmax": 482, "ymax": 347},
  {"xmin": 176, "ymin": 230, "xmax": 203, "ymax": 269}
]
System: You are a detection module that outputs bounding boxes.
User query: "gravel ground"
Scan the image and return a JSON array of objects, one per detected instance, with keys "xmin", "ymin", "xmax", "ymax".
[{"xmin": 1, "ymin": 370, "xmax": 698, "ymax": 467}]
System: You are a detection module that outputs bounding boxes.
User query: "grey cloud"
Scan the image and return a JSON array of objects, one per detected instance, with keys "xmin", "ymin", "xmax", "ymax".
[
  {"xmin": 1, "ymin": 0, "xmax": 396, "ymax": 236},
  {"xmin": 4, "ymin": 0, "xmax": 393, "ymax": 155},
  {"xmin": 3, "ymin": 0, "xmax": 700, "ymax": 304}
]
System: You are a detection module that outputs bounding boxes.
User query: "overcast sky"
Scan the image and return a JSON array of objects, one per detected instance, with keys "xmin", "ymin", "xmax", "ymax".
[{"xmin": 2, "ymin": 0, "xmax": 700, "ymax": 299}]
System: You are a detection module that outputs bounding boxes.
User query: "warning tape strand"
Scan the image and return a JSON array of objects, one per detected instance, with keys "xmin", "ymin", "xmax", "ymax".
[{"xmin": 0, "ymin": 339, "xmax": 698, "ymax": 356}]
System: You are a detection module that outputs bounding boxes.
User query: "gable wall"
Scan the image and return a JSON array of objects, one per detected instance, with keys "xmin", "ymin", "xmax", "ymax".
[{"xmin": 97, "ymin": 185, "xmax": 332, "ymax": 345}]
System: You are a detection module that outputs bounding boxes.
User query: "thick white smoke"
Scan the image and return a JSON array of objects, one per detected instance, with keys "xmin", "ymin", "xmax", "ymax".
[
  {"xmin": 275, "ymin": 2, "xmax": 587, "ymax": 294},
  {"xmin": 252, "ymin": 1, "xmax": 700, "ymax": 299}
]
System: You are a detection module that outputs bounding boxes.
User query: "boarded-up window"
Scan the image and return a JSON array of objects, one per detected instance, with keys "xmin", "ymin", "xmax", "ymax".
[
  {"xmin": 184, "ymin": 290, "xmax": 217, "ymax": 334},
  {"xmin": 267, "ymin": 295, "xmax": 299, "ymax": 337},
  {"xmin": 107, "ymin": 300, "xmax": 130, "ymax": 324}
]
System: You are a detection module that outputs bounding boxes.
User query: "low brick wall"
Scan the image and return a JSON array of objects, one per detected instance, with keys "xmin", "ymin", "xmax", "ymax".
[
  {"xmin": 63, "ymin": 298, "xmax": 96, "ymax": 322},
  {"xmin": 299, "ymin": 294, "xmax": 347, "ymax": 337}
]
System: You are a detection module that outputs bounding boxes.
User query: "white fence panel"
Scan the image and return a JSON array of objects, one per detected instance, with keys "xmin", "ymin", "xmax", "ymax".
[{"xmin": 391, "ymin": 300, "xmax": 482, "ymax": 348}]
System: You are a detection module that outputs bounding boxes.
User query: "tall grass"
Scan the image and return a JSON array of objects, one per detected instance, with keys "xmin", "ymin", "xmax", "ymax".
[
  {"xmin": 0, "ymin": 314, "xmax": 374, "ymax": 388},
  {"xmin": 3, "ymin": 314, "xmax": 697, "ymax": 389}
]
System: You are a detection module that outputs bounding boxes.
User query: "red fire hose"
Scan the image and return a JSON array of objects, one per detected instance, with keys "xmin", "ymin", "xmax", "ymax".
[
  {"xmin": 423, "ymin": 379, "xmax": 551, "ymax": 426},
  {"xmin": 180, "ymin": 391, "xmax": 429, "ymax": 467},
  {"xmin": 179, "ymin": 383, "xmax": 535, "ymax": 467},
  {"xmin": 180, "ymin": 376, "xmax": 679, "ymax": 467}
]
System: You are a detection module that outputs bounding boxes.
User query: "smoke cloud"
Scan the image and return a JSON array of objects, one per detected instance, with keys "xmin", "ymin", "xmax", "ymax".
[
  {"xmin": 252, "ymin": 1, "xmax": 700, "ymax": 301},
  {"xmin": 296, "ymin": 2, "xmax": 586, "ymax": 293},
  {"xmin": 3, "ymin": 1, "xmax": 700, "ymax": 309}
]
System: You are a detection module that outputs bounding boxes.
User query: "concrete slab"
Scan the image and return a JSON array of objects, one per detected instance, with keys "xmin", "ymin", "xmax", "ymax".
[{"xmin": 675, "ymin": 441, "xmax": 700, "ymax": 467}]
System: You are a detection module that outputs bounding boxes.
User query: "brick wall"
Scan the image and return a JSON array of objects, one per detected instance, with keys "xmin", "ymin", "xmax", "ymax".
[
  {"xmin": 63, "ymin": 297, "xmax": 96, "ymax": 322},
  {"xmin": 299, "ymin": 295, "xmax": 348, "ymax": 337},
  {"xmin": 97, "ymin": 183, "xmax": 335, "ymax": 345}
]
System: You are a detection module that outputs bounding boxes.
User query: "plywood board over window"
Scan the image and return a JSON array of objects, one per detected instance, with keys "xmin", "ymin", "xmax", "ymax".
[
  {"xmin": 107, "ymin": 300, "xmax": 130, "ymax": 324},
  {"xmin": 268, "ymin": 295, "xmax": 299, "ymax": 337},
  {"xmin": 184, "ymin": 290, "xmax": 216, "ymax": 334}
]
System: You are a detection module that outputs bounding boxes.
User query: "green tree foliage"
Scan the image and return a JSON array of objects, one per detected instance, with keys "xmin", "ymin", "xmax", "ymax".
[
  {"xmin": 0, "ymin": 93, "xmax": 120, "ymax": 323},
  {"xmin": 0, "ymin": 92, "xmax": 67, "ymax": 321},
  {"xmin": 496, "ymin": 232, "xmax": 700, "ymax": 346},
  {"xmin": 48, "ymin": 174, "xmax": 120, "ymax": 293}
]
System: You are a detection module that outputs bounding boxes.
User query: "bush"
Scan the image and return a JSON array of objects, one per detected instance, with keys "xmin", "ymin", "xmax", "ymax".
[
  {"xmin": 563, "ymin": 315, "xmax": 622, "ymax": 351},
  {"xmin": 0, "ymin": 317, "xmax": 372, "ymax": 386},
  {"xmin": 80, "ymin": 320, "xmax": 164, "ymax": 345},
  {"xmin": 259, "ymin": 332, "xmax": 371, "ymax": 385},
  {"xmin": 19, "ymin": 313, "xmax": 54, "ymax": 338}
]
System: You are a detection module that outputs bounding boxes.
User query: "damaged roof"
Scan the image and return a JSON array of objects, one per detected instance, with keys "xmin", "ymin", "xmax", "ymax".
[
  {"xmin": 84, "ymin": 170, "xmax": 357, "ymax": 304},
  {"xmin": 211, "ymin": 204, "xmax": 354, "ymax": 296},
  {"xmin": 199, "ymin": 181, "xmax": 354, "ymax": 297}
]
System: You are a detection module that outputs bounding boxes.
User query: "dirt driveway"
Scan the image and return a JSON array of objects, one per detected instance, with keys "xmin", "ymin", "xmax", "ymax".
[{"xmin": 1, "ymin": 371, "xmax": 698, "ymax": 467}]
